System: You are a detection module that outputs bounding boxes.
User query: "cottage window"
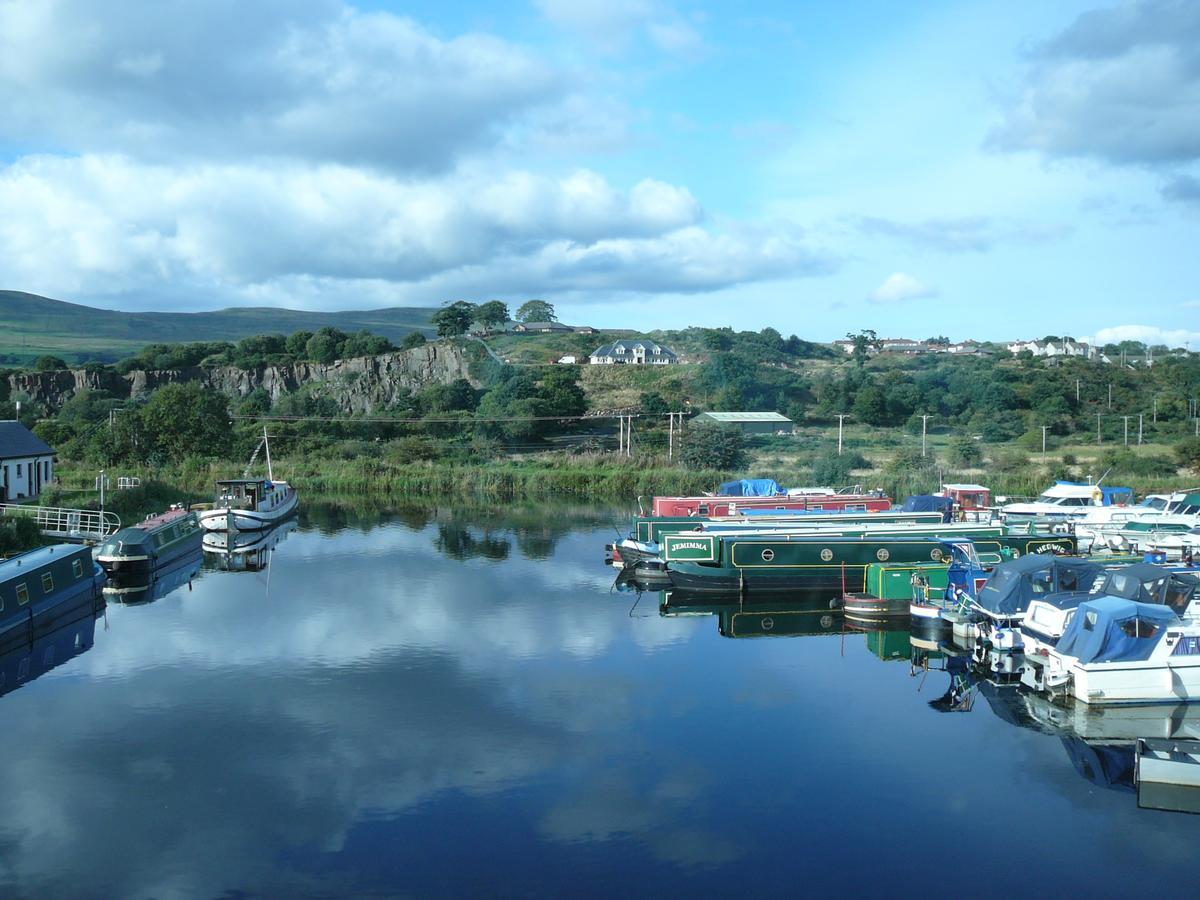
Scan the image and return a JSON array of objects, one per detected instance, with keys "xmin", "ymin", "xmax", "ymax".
[
  {"xmin": 42, "ymin": 572, "xmax": 54, "ymax": 593},
  {"xmin": 16, "ymin": 463, "xmax": 22, "ymax": 476}
]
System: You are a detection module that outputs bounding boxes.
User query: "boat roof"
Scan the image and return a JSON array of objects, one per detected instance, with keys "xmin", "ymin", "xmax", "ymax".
[
  {"xmin": 137, "ymin": 507, "xmax": 191, "ymax": 530},
  {"xmin": 977, "ymin": 554, "xmax": 1106, "ymax": 615},
  {"xmin": 216, "ymin": 479, "xmax": 271, "ymax": 485},
  {"xmin": 0, "ymin": 543, "xmax": 89, "ymax": 581},
  {"xmin": 1043, "ymin": 481, "xmax": 1133, "ymax": 499},
  {"xmin": 943, "ymin": 483, "xmax": 989, "ymax": 492},
  {"xmin": 1055, "ymin": 596, "xmax": 1178, "ymax": 664}
]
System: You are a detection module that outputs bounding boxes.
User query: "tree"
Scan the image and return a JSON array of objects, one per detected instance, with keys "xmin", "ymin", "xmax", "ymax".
[
  {"xmin": 947, "ymin": 435, "xmax": 983, "ymax": 468},
  {"xmin": 845, "ymin": 329, "xmax": 881, "ymax": 367},
  {"xmin": 926, "ymin": 335, "xmax": 950, "ymax": 346},
  {"xmin": 305, "ymin": 327, "xmax": 348, "ymax": 364},
  {"xmin": 401, "ymin": 332, "xmax": 428, "ymax": 350},
  {"xmin": 515, "ymin": 299, "xmax": 555, "ymax": 323},
  {"xmin": 679, "ymin": 420, "xmax": 746, "ymax": 470},
  {"xmin": 475, "ymin": 300, "xmax": 510, "ymax": 330},
  {"xmin": 432, "ymin": 301, "xmax": 477, "ymax": 337},
  {"xmin": 139, "ymin": 382, "xmax": 233, "ymax": 461},
  {"xmin": 1175, "ymin": 437, "xmax": 1200, "ymax": 473},
  {"xmin": 286, "ymin": 331, "xmax": 313, "ymax": 357},
  {"xmin": 34, "ymin": 355, "xmax": 68, "ymax": 371}
]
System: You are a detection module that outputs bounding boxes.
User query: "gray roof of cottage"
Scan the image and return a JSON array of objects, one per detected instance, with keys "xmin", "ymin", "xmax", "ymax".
[
  {"xmin": 590, "ymin": 340, "xmax": 677, "ymax": 358},
  {"xmin": 517, "ymin": 321, "xmax": 572, "ymax": 330},
  {"xmin": 0, "ymin": 421, "xmax": 55, "ymax": 459}
]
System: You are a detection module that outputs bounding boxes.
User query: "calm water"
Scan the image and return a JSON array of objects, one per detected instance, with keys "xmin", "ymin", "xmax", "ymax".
[{"xmin": 3, "ymin": 505, "xmax": 1199, "ymax": 897}]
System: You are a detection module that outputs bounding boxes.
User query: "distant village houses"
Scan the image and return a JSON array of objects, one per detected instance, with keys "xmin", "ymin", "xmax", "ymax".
[
  {"xmin": 589, "ymin": 340, "xmax": 678, "ymax": 365},
  {"xmin": 1006, "ymin": 338, "xmax": 1104, "ymax": 361},
  {"xmin": 0, "ymin": 420, "xmax": 55, "ymax": 503},
  {"xmin": 831, "ymin": 337, "xmax": 987, "ymax": 356},
  {"xmin": 510, "ymin": 321, "xmax": 598, "ymax": 334}
]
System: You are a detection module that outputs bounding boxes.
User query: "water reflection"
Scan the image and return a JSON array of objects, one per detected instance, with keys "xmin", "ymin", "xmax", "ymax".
[
  {"xmin": 0, "ymin": 598, "xmax": 101, "ymax": 699},
  {"xmin": 2, "ymin": 512, "xmax": 1200, "ymax": 896},
  {"xmin": 203, "ymin": 518, "xmax": 298, "ymax": 571},
  {"xmin": 104, "ymin": 548, "xmax": 204, "ymax": 606}
]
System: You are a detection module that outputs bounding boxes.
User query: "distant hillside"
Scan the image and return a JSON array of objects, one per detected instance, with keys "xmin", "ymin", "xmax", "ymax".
[{"xmin": 0, "ymin": 290, "xmax": 435, "ymax": 365}]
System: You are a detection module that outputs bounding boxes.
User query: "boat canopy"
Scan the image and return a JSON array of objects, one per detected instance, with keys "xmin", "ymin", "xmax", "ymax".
[
  {"xmin": 901, "ymin": 495, "xmax": 953, "ymax": 522},
  {"xmin": 717, "ymin": 479, "xmax": 783, "ymax": 497},
  {"xmin": 1095, "ymin": 564, "xmax": 1199, "ymax": 612},
  {"xmin": 1054, "ymin": 597, "xmax": 1178, "ymax": 664},
  {"xmin": 976, "ymin": 555, "xmax": 1106, "ymax": 615}
]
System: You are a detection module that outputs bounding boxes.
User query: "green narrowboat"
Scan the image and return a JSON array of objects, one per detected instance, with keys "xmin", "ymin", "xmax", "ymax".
[
  {"xmin": 663, "ymin": 531, "xmax": 1076, "ymax": 594},
  {"xmin": 660, "ymin": 592, "xmax": 845, "ymax": 638},
  {"xmin": 630, "ymin": 509, "xmax": 950, "ymax": 545}
]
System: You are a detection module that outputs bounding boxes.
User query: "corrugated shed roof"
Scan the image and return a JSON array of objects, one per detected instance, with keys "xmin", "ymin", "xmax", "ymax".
[
  {"xmin": 0, "ymin": 420, "xmax": 55, "ymax": 458},
  {"xmin": 699, "ymin": 412, "xmax": 792, "ymax": 423}
]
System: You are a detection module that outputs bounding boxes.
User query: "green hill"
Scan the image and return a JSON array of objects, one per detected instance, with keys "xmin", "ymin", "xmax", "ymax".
[{"xmin": 0, "ymin": 290, "xmax": 435, "ymax": 365}]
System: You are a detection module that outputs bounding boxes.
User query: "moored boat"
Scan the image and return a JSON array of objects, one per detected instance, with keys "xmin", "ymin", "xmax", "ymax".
[
  {"xmin": 649, "ymin": 482, "xmax": 890, "ymax": 518},
  {"xmin": 198, "ymin": 427, "xmax": 298, "ymax": 532},
  {"xmin": 94, "ymin": 506, "xmax": 202, "ymax": 578},
  {"xmin": 1, "ymin": 544, "xmax": 105, "ymax": 649}
]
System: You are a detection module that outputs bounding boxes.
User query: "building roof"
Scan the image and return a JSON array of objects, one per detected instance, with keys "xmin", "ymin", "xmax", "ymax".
[
  {"xmin": 0, "ymin": 420, "xmax": 54, "ymax": 459},
  {"xmin": 590, "ymin": 340, "xmax": 677, "ymax": 358},
  {"xmin": 699, "ymin": 412, "xmax": 793, "ymax": 423},
  {"xmin": 517, "ymin": 321, "xmax": 572, "ymax": 330}
]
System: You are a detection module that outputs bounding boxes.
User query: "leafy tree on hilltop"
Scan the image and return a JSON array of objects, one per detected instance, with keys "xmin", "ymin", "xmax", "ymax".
[
  {"xmin": 305, "ymin": 327, "xmax": 349, "ymax": 364},
  {"xmin": 515, "ymin": 300, "xmax": 555, "ymax": 323},
  {"xmin": 475, "ymin": 300, "xmax": 510, "ymax": 330},
  {"xmin": 401, "ymin": 332, "xmax": 428, "ymax": 350},
  {"xmin": 845, "ymin": 329, "xmax": 881, "ymax": 367},
  {"xmin": 139, "ymin": 382, "xmax": 233, "ymax": 461},
  {"xmin": 34, "ymin": 355, "xmax": 68, "ymax": 371},
  {"xmin": 432, "ymin": 301, "xmax": 477, "ymax": 337}
]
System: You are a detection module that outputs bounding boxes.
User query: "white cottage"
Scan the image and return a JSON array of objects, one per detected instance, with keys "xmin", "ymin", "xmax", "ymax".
[{"xmin": 0, "ymin": 421, "xmax": 55, "ymax": 502}]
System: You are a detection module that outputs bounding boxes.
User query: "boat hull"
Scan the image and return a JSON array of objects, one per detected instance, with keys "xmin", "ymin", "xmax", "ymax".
[{"xmin": 199, "ymin": 492, "xmax": 298, "ymax": 532}]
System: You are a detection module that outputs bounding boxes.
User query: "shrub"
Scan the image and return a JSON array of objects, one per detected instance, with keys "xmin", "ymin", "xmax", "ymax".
[{"xmin": 679, "ymin": 420, "xmax": 746, "ymax": 471}]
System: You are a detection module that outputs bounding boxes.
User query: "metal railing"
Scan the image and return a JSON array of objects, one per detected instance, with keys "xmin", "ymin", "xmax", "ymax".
[{"xmin": 0, "ymin": 503, "xmax": 121, "ymax": 541}]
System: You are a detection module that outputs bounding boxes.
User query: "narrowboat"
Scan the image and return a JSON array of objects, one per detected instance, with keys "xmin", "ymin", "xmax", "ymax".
[
  {"xmin": 841, "ymin": 559, "xmax": 956, "ymax": 618},
  {"xmin": 649, "ymin": 483, "xmax": 891, "ymax": 518},
  {"xmin": 660, "ymin": 528, "xmax": 1075, "ymax": 594},
  {"xmin": 0, "ymin": 544, "xmax": 105, "ymax": 648},
  {"xmin": 94, "ymin": 506, "xmax": 202, "ymax": 577}
]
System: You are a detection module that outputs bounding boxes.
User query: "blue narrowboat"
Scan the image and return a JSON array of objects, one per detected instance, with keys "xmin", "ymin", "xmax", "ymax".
[
  {"xmin": 95, "ymin": 507, "xmax": 203, "ymax": 578},
  {"xmin": 0, "ymin": 598, "xmax": 101, "ymax": 699},
  {"xmin": 0, "ymin": 544, "xmax": 106, "ymax": 648}
]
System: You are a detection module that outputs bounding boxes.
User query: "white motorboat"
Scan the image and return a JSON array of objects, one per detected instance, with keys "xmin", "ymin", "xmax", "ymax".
[
  {"xmin": 1001, "ymin": 480, "xmax": 1133, "ymax": 524},
  {"xmin": 198, "ymin": 428, "xmax": 298, "ymax": 532},
  {"xmin": 1080, "ymin": 492, "xmax": 1200, "ymax": 552},
  {"xmin": 1020, "ymin": 563, "xmax": 1200, "ymax": 657},
  {"xmin": 1029, "ymin": 596, "xmax": 1200, "ymax": 704}
]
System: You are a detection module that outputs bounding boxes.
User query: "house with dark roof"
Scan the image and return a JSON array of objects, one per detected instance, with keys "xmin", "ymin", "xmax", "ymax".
[
  {"xmin": 0, "ymin": 421, "xmax": 55, "ymax": 502},
  {"xmin": 511, "ymin": 321, "xmax": 598, "ymax": 334},
  {"xmin": 589, "ymin": 340, "xmax": 678, "ymax": 365}
]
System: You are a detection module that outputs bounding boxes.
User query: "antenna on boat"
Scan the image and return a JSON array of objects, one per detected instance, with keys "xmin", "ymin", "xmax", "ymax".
[{"xmin": 263, "ymin": 424, "xmax": 274, "ymax": 482}]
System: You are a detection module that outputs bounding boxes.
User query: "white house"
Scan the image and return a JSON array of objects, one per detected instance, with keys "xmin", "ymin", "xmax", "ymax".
[
  {"xmin": 0, "ymin": 421, "xmax": 55, "ymax": 502},
  {"xmin": 589, "ymin": 340, "xmax": 678, "ymax": 365},
  {"xmin": 1006, "ymin": 338, "xmax": 1098, "ymax": 359}
]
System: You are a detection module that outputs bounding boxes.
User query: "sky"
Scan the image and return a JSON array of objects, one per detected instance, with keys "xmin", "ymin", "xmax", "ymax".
[{"xmin": 0, "ymin": 0, "xmax": 1197, "ymax": 343}]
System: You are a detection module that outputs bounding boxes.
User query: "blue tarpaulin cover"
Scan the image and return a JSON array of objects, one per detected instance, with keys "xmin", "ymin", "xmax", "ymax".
[
  {"xmin": 1055, "ymin": 480, "xmax": 1133, "ymax": 506},
  {"xmin": 1054, "ymin": 596, "xmax": 1178, "ymax": 664},
  {"xmin": 976, "ymin": 555, "xmax": 1105, "ymax": 615},
  {"xmin": 717, "ymin": 479, "xmax": 783, "ymax": 497},
  {"xmin": 901, "ymin": 495, "xmax": 953, "ymax": 522}
]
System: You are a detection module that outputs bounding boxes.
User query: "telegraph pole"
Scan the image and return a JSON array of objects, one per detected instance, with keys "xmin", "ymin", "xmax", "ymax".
[
  {"xmin": 1138, "ymin": 414, "xmax": 1143, "ymax": 446},
  {"xmin": 1153, "ymin": 396, "xmax": 1158, "ymax": 424},
  {"xmin": 836, "ymin": 414, "xmax": 847, "ymax": 455},
  {"xmin": 1108, "ymin": 384, "xmax": 1113, "ymax": 410},
  {"xmin": 617, "ymin": 416, "xmax": 624, "ymax": 455},
  {"xmin": 1122, "ymin": 415, "xmax": 1132, "ymax": 446},
  {"xmin": 920, "ymin": 414, "xmax": 934, "ymax": 457},
  {"xmin": 1096, "ymin": 412, "xmax": 1102, "ymax": 445},
  {"xmin": 1076, "ymin": 378, "xmax": 1080, "ymax": 404},
  {"xmin": 1041, "ymin": 425, "xmax": 1049, "ymax": 466}
]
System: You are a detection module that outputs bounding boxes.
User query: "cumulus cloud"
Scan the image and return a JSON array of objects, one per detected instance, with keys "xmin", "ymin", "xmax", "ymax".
[
  {"xmin": 1082, "ymin": 324, "xmax": 1200, "ymax": 348},
  {"xmin": 989, "ymin": 0, "xmax": 1200, "ymax": 166},
  {"xmin": 0, "ymin": 0, "xmax": 566, "ymax": 172},
  {"xmin": 867, "ymin": 272, "xmax": 938, "ymax": 304},
  {"xmin": 1162, "ymin": 173, "xmax": 1200, "ymax": 205},
  {"xmin": 0, "ymin": 154, "xmax": 827, "ymax": 307},
  {"xmin": 854, "ymin": 215, "xmax": 1071, "ymax": 253}
]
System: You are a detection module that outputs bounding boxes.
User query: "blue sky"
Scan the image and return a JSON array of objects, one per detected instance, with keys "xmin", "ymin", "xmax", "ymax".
[{"xmin": 0, "ymin": 0, "xmax": 1196, "ymax": 344}]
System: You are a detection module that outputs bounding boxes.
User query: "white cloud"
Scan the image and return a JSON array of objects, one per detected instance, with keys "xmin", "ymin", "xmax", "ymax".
[
  {"xmin": 0, "ymin": 0, "xmax": 564, "ymax": 171},
  {"xmin": 867, "ymin": 271, "xmax": 937, "ymax": 304},
  {"xmin": 535, "ymin": 0, "xmax": 702, "ymax": 56},
  {"xmin": 1082, "ymin": 325, "xmax": 1200, "ymax": 348},
  {"xmin": 990, "ymin": 0, "xmax": 1200, "ymax": 166},
  {"xmin": 0, "ymin": 154, "xmax": 828, "ymax": 307}
]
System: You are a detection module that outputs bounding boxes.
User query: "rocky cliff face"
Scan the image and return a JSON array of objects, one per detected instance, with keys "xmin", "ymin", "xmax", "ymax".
[{"xmin": 8, "ymin": 343, "xmax": 479, "ymax": 414}]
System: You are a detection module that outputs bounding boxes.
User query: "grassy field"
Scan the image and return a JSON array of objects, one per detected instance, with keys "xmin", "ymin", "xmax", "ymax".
[{"xmin": 0, "ymin": 290, "xmax": 435, "ymax": 365}]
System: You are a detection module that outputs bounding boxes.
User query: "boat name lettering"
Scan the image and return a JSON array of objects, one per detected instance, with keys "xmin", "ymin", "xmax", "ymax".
[{"xmin": 671, "ymin": 540, "xmax": 710, "ymax": 551}]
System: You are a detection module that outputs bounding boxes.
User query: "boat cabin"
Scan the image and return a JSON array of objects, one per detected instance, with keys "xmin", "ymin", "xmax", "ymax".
[
  {"xmin": 215, "ymin": 479, "xmax": 279, "ymax": 510},
  {"xmin": 1054, "ymin": 597, "xmax": 1179, "ymax": 665},
  {"xmin": 0, "ymin": 544, "xmax": 100, "ymax": 633},
  {"xmin": 1092, "ymin": 564, "xmax": 1199, "ymax": 615},
  {"xmin": 976, "ymin": 554, "xmax": 1107, "ymax": 618},
  {"xmin": 942, "ymin": 483, "xmax": 991, "ymax": 512}
]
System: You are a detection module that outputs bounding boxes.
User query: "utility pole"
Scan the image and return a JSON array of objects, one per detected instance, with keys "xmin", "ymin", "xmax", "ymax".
[
  {"xmin": 1096, "ymin": 412, "xmax": 1102, "ymax": 445},
  {"xmin": 1152, "ymin": 396, "xmax": 1158, "ymax": 424},
  {"xmin": 617, "ymin": 416, "xmax": 624, "ymax": 455},
  {"xmin": 836, "ymin": 414, "xmax": 847, "ymax": 455},
  {"xmin": 668, "ymin": 413, "xmax": 674, "ymax": 460},
  {"xmin": 920, "ymin": 414, "xmax": 934, "ymax": 457},
  {"xmin": 1122, "ymin": 415, "xmax": 1132, "ymax": 447},
  {"xmin": 1138, "ymin": 414, "xmax": 1143, "ymax": 446},
  {"xmin": 626, "ymin": 416, "xmax": 633, "ymax": 458},
  {"xmin": 1041, "ymin": 425, "xmax": 1049, "ymax": 466},
  {"xmin": 1108, "ymin": 384, "xmax": 1113, "ymax": 410},
  {"xmin": 1076, "ymin": 378, "xmax": 1080, "ymax": 404}
]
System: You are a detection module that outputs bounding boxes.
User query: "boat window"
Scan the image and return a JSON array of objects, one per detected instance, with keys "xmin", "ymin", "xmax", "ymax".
[
  {"xmin": 16, "ymin": 583, "xmax": 29, "ymax": 605},
  {"xmin": 72, "ymin": 559, "xmax": 84, "ymax": 579},
  {"xmin": 698, "ymin": 505, "xmax": 709, "ymax": 516},
  {"xmin": 1120, "ymin": 619, "xmax": 1159, "ymax": 639},
  {"xmin": 1166, "ymin": 583, "xmax": 1195, "ymax": 614},
  {"xmin": 1030, "ymin": 572, "xmax": 1053, "ymax": 594},
  {"xmin": 1083, "ymin": 610, "xmax": 1098, "ymax": 631},
  {"xmin": 1058, "ymin": 570, "xmax": 1080, "ymax": 592},
  {"xmin": 41, "ymin": 572, "xmax": 54, "ymax": 593}
]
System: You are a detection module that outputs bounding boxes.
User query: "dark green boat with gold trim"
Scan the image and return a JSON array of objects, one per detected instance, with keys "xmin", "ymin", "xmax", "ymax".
[{"xmin": 662, "ymin": 530, "xmax": 1075, "ymax": 595}]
